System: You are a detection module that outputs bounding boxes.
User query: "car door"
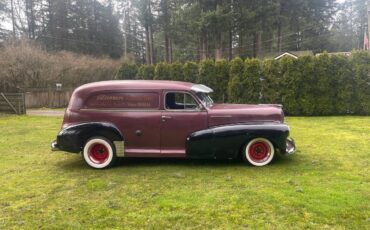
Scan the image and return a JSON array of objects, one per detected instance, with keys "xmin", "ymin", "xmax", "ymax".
[{"xmin": 160, "ymin": 91, "xmax": 208, "ymax": 156}]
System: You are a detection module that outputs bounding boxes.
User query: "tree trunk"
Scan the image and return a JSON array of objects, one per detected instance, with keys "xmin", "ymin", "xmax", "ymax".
[
  {"xmin": 215, "ymin": 3, "xmax": 223, "ymax": 61},
  {"xmin": 140, "ymin": 31, "xmax": 145, "ymax": 63},
  {"xmin": 215, "ymin": 39, "xmax": 222, "ymax": 61},
  {"xmin": 258, "ymin": 31, "xmax": 262, "ymax": 56},
  {"xmin": 238, "ymin": 33, "xmax": 243, "ymax": 57},
  {"xmin": 123, "ymin": 8, "xmax": 130, "ymax": 58},
  {"xmin": 228, "ymin": 29, "xmax": 233, "ymax": 61},
  {"xmin": 31, "ymin": 0, "xmax": 35, "ymax": 39},
  {"xmin": 124, "ymin": 31, "xmax": 128, "ymax": 58},
  {"xmin": 165, "ymin": 33, "xmax": 169, "ymax": 62},
  {"xmin": 149, "ymin": 24, "xmax": 155, "ymax": 64},
  {"xmin": 26, "ymin": 0, "xmax": 35, "ymax": 39},
  {"xmin": 277, "ymin": 23, "xmax": 282, "ymax": 52},
  {"xmin": 169, "ymin": 37, "xmax": 173, "ymax": 63},
  {"xmin": 144, "ymin": 23, "xmax": 151, "ymax": 64},
  {"xmin": 148, "ymin": 1, "xmax": 155, "ymax": 64},
  {"xmin": 200, "ymin": 34, "xmax": 207, "ymax": 60},
  {"xmin": 368, "ymin": 0, "xmax": 370, "ymax": 51},
  {"xmin": 10, "ymin": 0, "xmax": 16, "ymax": 38},
  {"xmin": 277, "ymin": 0, "xmax": 282, "ymax": 52},
  {"xmin": 253, "ymin": 31, "xmax": 262, "ymax": 58}
]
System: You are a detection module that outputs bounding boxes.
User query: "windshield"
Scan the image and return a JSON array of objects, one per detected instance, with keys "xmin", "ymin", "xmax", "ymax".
[{"xmin": 196, "ymin": 92, "xmax": 214, "ymax": 108}]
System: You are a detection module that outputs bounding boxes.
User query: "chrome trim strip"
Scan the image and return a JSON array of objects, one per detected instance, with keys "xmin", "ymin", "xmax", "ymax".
[
  {"xmin": 80, "ymin": 108, "xmax": 161, "ymax": 112},
  {"xmin": 114, "ymin": 141, "xmax": 125, "ymax": 157},
  {"xmin": 210, "ymin": 115, "xmax": 233, "ymax": 118}
]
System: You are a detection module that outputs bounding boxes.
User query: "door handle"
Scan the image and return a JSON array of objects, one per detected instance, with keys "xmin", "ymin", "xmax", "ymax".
[{"xmin": 161, "ymin": 115, "xmax": 172, "ymax": 121}]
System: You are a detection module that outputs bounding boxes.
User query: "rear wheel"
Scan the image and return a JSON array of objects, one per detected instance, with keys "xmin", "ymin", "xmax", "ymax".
[
  {"xmin": 83, "ymin": 137, "xmax": 117, "ymax": 169},
  {"xmin": 243, "ymin": 138, "xmax": 275, "ymax": 166}
]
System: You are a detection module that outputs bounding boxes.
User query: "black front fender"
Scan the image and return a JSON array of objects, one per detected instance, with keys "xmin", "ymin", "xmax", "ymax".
[
  {"xmin": 186, "ymin": 123, "xmax": 290, "ymax": 159},
  {"xmin": 56, "ymin": 122, "xmax": 123, "ymax": 153}
]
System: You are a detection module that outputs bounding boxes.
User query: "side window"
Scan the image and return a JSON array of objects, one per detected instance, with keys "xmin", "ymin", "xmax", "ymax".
[
  {"xmin": 84, "ymin": 92, "xmax": 159, "ymax": 109},
  {"xmin": 165, "ymin": 92, "xmax": 198, "ymax": 110}
]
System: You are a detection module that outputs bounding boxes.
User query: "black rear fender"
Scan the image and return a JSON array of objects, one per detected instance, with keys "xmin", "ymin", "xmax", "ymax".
[{"xmin": 57, "ymin": 122, "xmax": 123, "ymax": 153}]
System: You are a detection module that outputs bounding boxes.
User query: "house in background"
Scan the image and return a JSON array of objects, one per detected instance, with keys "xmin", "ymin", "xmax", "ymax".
[
  {"xmin": 257, "ymin": 50, "xmax": 314, "ymax": 60},
  {"xmin": 315, "ymin": 52, "xmax": 352, "ymax": 57},
  {"xmin": 274, "ymin": 50, "xmax": 314, "ymax": 60}
]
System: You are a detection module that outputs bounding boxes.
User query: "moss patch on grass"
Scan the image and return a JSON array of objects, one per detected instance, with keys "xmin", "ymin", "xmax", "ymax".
[{"xmin": 0, "ymin": 116, "xmax": 369, "ymax": 229}]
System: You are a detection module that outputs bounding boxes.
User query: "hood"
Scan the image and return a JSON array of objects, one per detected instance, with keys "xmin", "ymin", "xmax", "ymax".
[{"xmin": 207, "ymin": 103, "xmax": 284, "ymax": 127}]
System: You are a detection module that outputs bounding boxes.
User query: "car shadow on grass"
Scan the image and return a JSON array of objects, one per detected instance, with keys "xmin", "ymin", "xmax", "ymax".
[{"xmin": 57, "ymin": 153, "xmax": 296, "ymax": 170}]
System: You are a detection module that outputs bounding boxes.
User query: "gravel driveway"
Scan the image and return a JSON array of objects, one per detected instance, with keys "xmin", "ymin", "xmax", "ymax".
[{"xmin": 27, "ymin": 109, "xmax": 65, "ymax": 117}]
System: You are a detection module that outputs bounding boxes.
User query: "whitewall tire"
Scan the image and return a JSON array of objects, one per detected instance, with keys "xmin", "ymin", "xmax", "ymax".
[
  {"xmin": 83, "ymin": 137, "xmax": 116, "ymax": 169},
  {"xmin": 244, "ymin": 138, "xmax": 275, "ymax": 166}
]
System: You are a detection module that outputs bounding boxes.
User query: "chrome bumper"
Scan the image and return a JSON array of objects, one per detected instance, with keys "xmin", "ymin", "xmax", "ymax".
[
  {"xmin": 51, "ymin": 140, "xmax": 60, "ymax": 151},
  {"xmin": 285, "ymin": 138, "xmax": 296, "ymax": 155}
]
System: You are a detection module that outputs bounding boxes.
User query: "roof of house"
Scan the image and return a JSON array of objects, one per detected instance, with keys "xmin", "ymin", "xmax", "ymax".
[
  {"xmin": 258, "ymin": 50, "xmax": 314, "ymax": 60},
  {"xmin": 274, "ymin": 51, "xmax": 314, "ymax": 60}
]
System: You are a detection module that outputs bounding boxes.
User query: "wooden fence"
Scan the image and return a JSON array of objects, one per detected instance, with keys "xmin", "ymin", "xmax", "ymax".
[
  {"xmin": 0, "ymin": 93, "xmax": 26, "ymax": 114},
  {"xmin": 25, "ymin": 88, "xmax": 74, "ymax": 108}
]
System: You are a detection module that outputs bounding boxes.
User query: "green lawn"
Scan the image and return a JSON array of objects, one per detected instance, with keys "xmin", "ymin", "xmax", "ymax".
[{"xmin": 0, "ymin": 116, "xmax": 369, "ymax": 229}]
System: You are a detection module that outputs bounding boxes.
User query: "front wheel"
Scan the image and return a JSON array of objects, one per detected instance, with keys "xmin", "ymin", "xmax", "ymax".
[
  {"xmin": 243, "ymin": 138, "xmax": 275, "ymax": 166},
  {"xmin": 83, "ymin": 137, "xmax": 117, "ymax": 169}
]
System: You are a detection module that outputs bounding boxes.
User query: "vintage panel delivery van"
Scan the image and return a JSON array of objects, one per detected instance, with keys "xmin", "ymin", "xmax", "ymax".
[{"xmin": 51, "ymin": 80, "xmax": 295, "ymax": 169}]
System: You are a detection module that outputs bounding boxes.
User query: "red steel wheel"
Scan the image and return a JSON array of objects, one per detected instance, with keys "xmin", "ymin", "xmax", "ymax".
[
  {"xmin": 244, "ymin": 138, "xmax": 275, "ymax": 166},
  {"xmin": 89, "ymin": 143, "xmax": 109, "ymax": 164},
  {"xmin": 83, "ymin": 137, "xmax": 116, "ymax": 169}
]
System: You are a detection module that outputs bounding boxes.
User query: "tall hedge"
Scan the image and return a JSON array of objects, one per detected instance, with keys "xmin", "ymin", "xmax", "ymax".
[
  {"xmin": 228, "ymin": 57, "xmax": 245, "ymax": 103},
  {"xmin": 154, "ymin": 62, "xmax": 171, "ymax": 80},
  {"xmin": 351, "ymin": 51, "xmax": 370, "ymax": 114},
  {"xmin": 280, "ymin": 57, "xmax": 302, "ymax": 115},
  {"xmin": 262, "ymin": 59, "xmax": 282, "ymax": 104},
  {"xmin": 136, "ymin": 65, "xmax": 155, "ymax": 80},
  {"xmin": 332, "ymin": 55, "xmax": 355, "ymax": 114},
  {"xmin": 198, "ymin": 59, "xmax": 216, "ymax": 85},
  {"xmin": 115, "ymin": 62, "xmax": 138, "ymax": 80},
  {"xmin": 183, "ymin": 61, "xmax": 199, "ymax": 83},
  {"xmin": 115, "ymin": 51, "xmax": 370, "ymax": 115},
  {"xmin": 243, "ymin": 58, "xmax": 262, "ymax": 104},
  {"xmin": 170, "ymin": 61, "xmax": 184, "ymax": 81},
  {"xmin": 214, "ymin": 59, "xmax": 229, "ymax": 102}
]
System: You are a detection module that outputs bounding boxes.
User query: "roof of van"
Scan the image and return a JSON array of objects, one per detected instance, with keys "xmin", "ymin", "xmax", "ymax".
[{"xmin": 74, "ymin": 80, "xmax": 212, "ymax": 94}]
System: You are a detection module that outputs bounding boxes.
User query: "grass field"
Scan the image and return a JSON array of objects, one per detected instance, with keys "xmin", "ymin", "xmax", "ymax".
[{"xmin": 0, "ymin": 115, "xmax": 369, "ymax": 229}]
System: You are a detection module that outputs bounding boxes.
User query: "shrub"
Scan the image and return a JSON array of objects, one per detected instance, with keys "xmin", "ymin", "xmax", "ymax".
[
  {"xmin": 198, "ymin": 59, "xmax": 216, "ymax": 85},
  {"xmin": 331, "ymin": 55, "xmax": 355, "ymax": 114},
  {"xmin": 280, "ymin": 56, "xmax": 302, "ymax": 115},
  {"xmin": 154, "ymin": 62, "xmax": 171, "ymax": 80},
  {"xmin": 296, "ymin": 56, "xmax": 316, "ymax": 116},
  {"xmin": 313, "ymin": 53, "xmax": 336, "ymax": 115},
  {"xmin": 261, "ymin": 59, "xmax": 282, "ymax": 104},
  {"xmin": 242, "ymin": 58, "xmax": 262, "ymax": 104},
  {"xmin": 170, "ymin": 61, "xmax": 184, "ymax": 81},
  {"xmin": 351, "ymin": 51, "xmax": 370, "ymax": 115},
  {"xmin": 214, "ymin": 59, "xmax": 229, "ymax": 102},
  {"xmin": 2, "ymin": 40, "xmax": 369, "ymax": 116},
  {"xmin": 115, "ymin": 62, "xmax": 138, "ymax": 80},
  {"xmin": 183, "ymin": 61, "xmax": 199, "ymax": 83},
  {"xmin": 228, "ymin": 57, "xmax": 244, "ymax": 103},
  {"xmin": 0, "ymin": 40, "xmax": 119, "ymax": 91},
  {"xmin": 136, "ymin": 65, "xmax": 155, "ymax": 80}
]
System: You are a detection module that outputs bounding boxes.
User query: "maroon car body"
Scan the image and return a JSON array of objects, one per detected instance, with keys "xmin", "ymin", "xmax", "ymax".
[{"xmin": 52, "ymin": 80, "xmax": 295, "ymax": 168}]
